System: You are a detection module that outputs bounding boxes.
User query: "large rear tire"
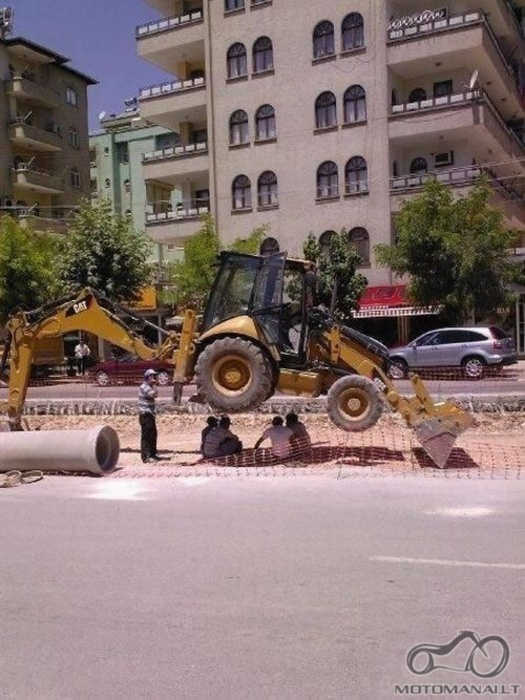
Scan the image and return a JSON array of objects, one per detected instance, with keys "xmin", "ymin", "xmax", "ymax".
[
  {"xmin": 194, "ymin": 337, "xmax": 272, "ymax": 412},
  {"xmin": 327, "ymin": 375, "xmax": 383, "ymax": 432}
]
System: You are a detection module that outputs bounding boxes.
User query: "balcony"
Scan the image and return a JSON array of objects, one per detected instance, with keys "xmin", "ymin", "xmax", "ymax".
[
  {"xmin": 6, "ymin": 75, "xmax": 60, "ymax": 108},
  {"xmin": 8, "ymin": 121, "xmax": 63, "ymax": 152},
  {"xmin": 387, "ymin": 10, "xmax": 522, "ymax": 118},
  {"xmin": 16, "ymin": 209, "xmax": 72, "ymax": 235},
  {"xmin": 145, "ymin": 205, "xmax": 209, "ymax": 246},
  {"xmin": 11, "ymin": 164, "xmax": 64, "ymax": 194},
  {"xmin": 136, "ymin": 9, "xmax": 204, "ymax": 73},
  {"xmin": 139, "ymin": 77, "xmax": 207, "ymax": 130},
  {"xmin": 389, "ymin": 90, "xmax": 525, "ymax": 161},
  {"xmin": 142, "ymin": 142, "xmax": 209, "ymax": 181}
]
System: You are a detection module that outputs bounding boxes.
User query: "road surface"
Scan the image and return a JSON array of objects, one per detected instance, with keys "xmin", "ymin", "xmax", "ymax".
[{"xmin": 1, "ymin": 473, "xmax": 523, "ymax": 699}]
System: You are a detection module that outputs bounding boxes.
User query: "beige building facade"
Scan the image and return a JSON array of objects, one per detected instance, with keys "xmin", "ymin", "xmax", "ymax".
[
  {"xmin": 0, "ymin": 37, "xmax": 95, "ymax": 234},
  {"xmin": 137, "ymin": 0, "xmax": 525, "ymax": 284}
]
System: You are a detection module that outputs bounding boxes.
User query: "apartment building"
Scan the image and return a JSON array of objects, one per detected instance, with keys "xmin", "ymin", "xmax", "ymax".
[
  {"xmin": 136, "ymin": 0, "xmax": 525, "ymax": 348},
  {"xmin": 89, "ymin": 105, "xmax": 181, "ymax": 264},
  {"xmin": 0, "ymin": 34, "xmax": 95, "ymax": 233}
]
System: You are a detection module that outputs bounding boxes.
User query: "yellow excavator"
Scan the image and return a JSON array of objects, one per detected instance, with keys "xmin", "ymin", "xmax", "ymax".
[{"xmin": 0, "ymin": 251, "xmax": 473, "ymax": 466}]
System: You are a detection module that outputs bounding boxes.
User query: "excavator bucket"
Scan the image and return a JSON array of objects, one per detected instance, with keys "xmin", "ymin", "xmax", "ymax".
[{"xmin": 413, "ymin": 406, "xmax": 475, "ymax": 468}]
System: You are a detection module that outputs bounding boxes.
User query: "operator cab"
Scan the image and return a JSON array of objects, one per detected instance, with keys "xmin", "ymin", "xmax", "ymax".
[{"xmin": 201, "ymin": 251, "xmax": 313, "ymax": 366}]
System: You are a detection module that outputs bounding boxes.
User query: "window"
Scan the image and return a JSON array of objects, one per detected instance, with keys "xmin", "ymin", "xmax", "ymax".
[
  {"xmin": 342, "ymin": 13, "xmax": 364, "ymax": 51},
  {"xmin": 433, "ymin": 80, "xmax": 453, "ymax": 97},
  {"xmin": 104, "ymin": 146, "xmax": 110, "ymax": 156},
  {"xmin": 227, "ymin": 43, "xmax": 247, "ymax": 79},
  {"xmin": 319, "ymin": 230, "xmax": 336, "ymax": 257},
  {"xmin": 105, "ymin": 177, "xmax": 111, "ymax": 188},
  {"xmin": 258, "ymin": 170, "xmax": 278, "ymax": 207},
  {"xmin": 410, "ymin": 157, "xmax": 428, "ymax": 174},
  {"xmin": 255, "ymin": 104, "xmax": 276, "ymax": 140},
  {"xmin": 313, "ymin": 21, "xmax": 335, "ymax": 59},
  {"xmin": 232, "ymin": 174, "xmax": 252, "ymax": 209},
  {"xmin": 317, "ymin": 161, "xmax": 339, "ymax": 198},
  {"xmin": 70, "ymin": 168, "xmax": 81, "ymax": 188},
  {"xmin": 117, "ymin": 142, "xmax": 129, "ymax": 164},
  {"xmin": 225, "ymin": 0, "xmax": 245, "ymax": 9},
  {"xmin": 345, "ymin": 156, "xmax": 368, "ymax": 194},
  {"xmin": 344, "ymin": 85, "xmax": 366, "ymax": 123},
  {"xmin": 124, "ymin": 179, "xmax": 131, "ymax": 193},
  {"xmin": 68, "ymin": 128, "xmax": 79, "ymax": 148},
  {"xmin": 260, "ymin": 237, "xmax": 279, "ymax": 254},
  {"xmin": 348, "ymin": 227, "xmax": 370, "ymax": 264},
  {"xmin": 408, "ymin": 87, "xmax": 427, "ymax": 103},
  {"xmin": 253, "ymin": 36, "xmax": 273, "ymax": 73},
  {"xmin": 229, "ymin": 109, "xmax": 249, "ymax": 144},
  {"xmin": 66, "ymin": 86, "xmax": 78, "ymax": 106},
  {"xmin": 315, "ymin": 91, "xmax": 337, "ymax": 128}
]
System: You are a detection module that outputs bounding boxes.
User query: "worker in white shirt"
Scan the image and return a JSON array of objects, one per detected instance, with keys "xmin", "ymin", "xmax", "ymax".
[{"xmin": 254, "ymin": 415, "xmax": 294, "ymax": 459}]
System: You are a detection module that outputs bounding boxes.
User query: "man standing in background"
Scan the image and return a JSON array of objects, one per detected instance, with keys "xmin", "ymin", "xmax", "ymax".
[
  {"xmin": 74, "ymin": 338, "xmax": 90, "ymax": 376},
  {"xmin": 138, "ymin": 368, "xmax": 161, "ymax": 463}
]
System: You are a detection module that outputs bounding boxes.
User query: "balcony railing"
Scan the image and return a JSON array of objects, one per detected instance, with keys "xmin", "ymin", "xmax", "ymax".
[
  {"xmin": 143, "ymin": 142, "xmax": 208, "ymax": 162},
  {"xmin": 146, "ymin": 204, "xmax": 209, "ymax": 224},
  {"xmin": 7, "ymin": 75, "xmax": 60, "ymax": 106},
  {"xmin": 136, "ymin": 8, "xmax": 203, "ymax": 37},
  {"xmin": 11, "ymin": 163, "xmax": 64, "ymax": 192},
  {"xmin": 139, "ymin": 76, "xmax": 205, "ymax": 100},
  {"xmin": 388, "ymin": 10, "xmax": 482, "ymax": 42}
]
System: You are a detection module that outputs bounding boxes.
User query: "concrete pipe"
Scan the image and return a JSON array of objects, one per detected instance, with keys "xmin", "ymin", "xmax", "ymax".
[{"xmin": 0, "ymin": 425, "xmax": 120, "ymax": 476}]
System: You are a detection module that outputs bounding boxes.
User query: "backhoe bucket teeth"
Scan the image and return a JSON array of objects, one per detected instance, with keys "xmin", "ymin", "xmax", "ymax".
[{"xmin": 413, "ymin": 409, "xmax": 474, "ymax": 468}]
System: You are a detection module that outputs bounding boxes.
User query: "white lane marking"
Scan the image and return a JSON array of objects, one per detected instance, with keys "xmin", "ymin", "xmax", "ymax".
[
  {"xmin": 427, "ymin": 507, "xmax": 495, "ymax": 517},
  {"xmin": 87, "ymin": 480, "xmax": 148, "ymax": 501},
  {"xmin": 180, "ymin": 477, "xmax": 209, "ymax": 487},
  {"xmin": 371, "ymin": 556, "xmax": 525, "ymax": 570}
]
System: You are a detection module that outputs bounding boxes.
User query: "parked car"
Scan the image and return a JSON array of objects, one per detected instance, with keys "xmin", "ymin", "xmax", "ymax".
[
  {"xmin": 88, "ymin": 355, "xmax": 174, "ymax": 386},
  {"xmin": 388, "ymin": 326, "xmax": 517, "ymax": 379}
]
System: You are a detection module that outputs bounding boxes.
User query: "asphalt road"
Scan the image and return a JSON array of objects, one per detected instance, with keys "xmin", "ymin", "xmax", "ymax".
[
  {"xmin": 1, "ymin": 473, "xmax": 524, "ymax": 699},
  {"xmin": 1, "ymin": 373, "xmax": 523, "ymax": 403}
]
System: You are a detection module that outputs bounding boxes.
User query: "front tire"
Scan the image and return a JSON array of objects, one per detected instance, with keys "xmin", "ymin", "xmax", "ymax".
[
  {"xmin": 194, "ymin": 337, "xmax": 272, "ymax": 412},
  {"xmin": 462, "ymin": 356, "xmax": 486, "ymax": 380},
  {"xmin": 96, "ymin": 370, "xmax": 110, "ymax": 387},
  {"xmin": 327, "ymin": 375, "xmax": 384, "ymax": 432},
  {"xmin": 157, "ymin": 370, "xmax": 170, "ymax": 386},
  {"xmin": 388, "ymin": 358, "xmax": 408, "ymax": 380}
]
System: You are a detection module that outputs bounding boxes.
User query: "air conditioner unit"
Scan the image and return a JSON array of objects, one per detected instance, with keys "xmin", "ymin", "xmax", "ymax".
[{"xmin": 434, "ymin": 150, "xmax": 454, "ymax": 167}]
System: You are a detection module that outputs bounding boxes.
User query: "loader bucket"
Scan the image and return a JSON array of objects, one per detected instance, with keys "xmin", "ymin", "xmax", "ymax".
[{"xmin": 413, "ymin": 405, "xmax": 474, "ymax": 468}]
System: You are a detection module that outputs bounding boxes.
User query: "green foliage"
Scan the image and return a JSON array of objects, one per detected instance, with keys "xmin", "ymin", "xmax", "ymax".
[
  {"xmin": 375, "ymin": 179, "xmax": 517, "ymax": 323},
  {"xmin": 59, "ymin": 199, "xmax": 152, "ymax": 302},
  {"xmin": 160, "ymin": 215, "xmax": 267, "ymax": 311},
  {"xmin": 0, "ymin": 216, "xmax": 61, "ymax": 323},
  {"xmin": 302, "ymin": 230, "xmax": 368, "ymax": 321}
]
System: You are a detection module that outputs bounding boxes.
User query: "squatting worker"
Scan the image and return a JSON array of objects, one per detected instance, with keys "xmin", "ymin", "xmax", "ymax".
[
  {"xmin": 138, "ymin": 369, "xmax": 161, "ymax": 463},
  {"xmin": 254, "ymin": 415, "xmax": 294, "ymax": 459}
]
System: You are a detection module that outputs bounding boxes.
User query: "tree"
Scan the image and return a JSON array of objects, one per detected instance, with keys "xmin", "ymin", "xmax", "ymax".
[
  {"xmin": 375, "ymin": 179, "xmax": 518, "ymax": 323},
  {"xmin": 0, "ymin": 216, "xmax": 61, "ymax": 323},
  {"xmin": 160, "ymin": 214, "xmax": 267, "ymax": 312},
  {"xmin": 302, "ymin": 229, "xmax": 368, "ymax": 320},
  {"xmin": 59, "ymin": 199, "xmax": 152, "ymax": 302}
]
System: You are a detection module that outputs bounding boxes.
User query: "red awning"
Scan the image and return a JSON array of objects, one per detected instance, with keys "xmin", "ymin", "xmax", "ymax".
[{"xmin": 359, "ymin": 285, "xmax": 407, "ymax": 307}]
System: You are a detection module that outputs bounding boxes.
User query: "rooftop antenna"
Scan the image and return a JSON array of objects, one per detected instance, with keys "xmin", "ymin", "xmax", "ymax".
[{"xmin": 0, "ymin": 6, "xmax": 14, "ymax": 39}]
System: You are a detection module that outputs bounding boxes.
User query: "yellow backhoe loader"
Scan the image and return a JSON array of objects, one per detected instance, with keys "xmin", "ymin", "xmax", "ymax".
[{"xmin": 0, "ymin": 251, "xmax": 473, "ymax": 466}]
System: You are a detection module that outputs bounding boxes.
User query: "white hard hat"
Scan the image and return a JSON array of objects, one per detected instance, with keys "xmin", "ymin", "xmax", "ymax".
[{"xmin": 144, "ymin": 368, "xmax": 158, "ymax": 378}]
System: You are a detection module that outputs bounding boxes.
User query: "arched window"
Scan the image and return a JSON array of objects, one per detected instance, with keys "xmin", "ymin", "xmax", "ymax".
[
  {"xmin": 342, "ymin": 13, "xmax": 364, "ymax": 51},
  {"xmin": 317, "ymin": 161, "xmax": 339, "ymax": 198},
  {"xmin": 344, "ymin": 85, "xmax": 366, "ymax": 123},
  {"xmin": 253, "ymin": 36, "xmax": 273, "ymax": 73},
  {"xmin": 349, "ymin": 227, "xmax": 370, "ymax": 264},
  {"xmin": 258, "ymin": 170, "xmax": 278, "ymax": 207},
  {"xmin": 410, "ymin": 157, "xmax": 428, "ymax": 174},
  {"xmin": 232, "ymin": 174, "xmax": 251, "ymax": 209},
  {"xmin": 225, "ymin": 0, "xmax": 245, "ymax": 10},
  {"xmin": 227, "ymin": 42, "xmax": 247, "ymax": 79},
  {"xmin": 345, "ymin": 156, "xmax": 368, "ymax": 194},
  {"xmin": 104, "ymin": 177, "xmax": 111, "ymax": 188},
  {"xmin": 313, "ymin": 21, "xmax": 335, "ymax": 59},
  {"xmin": 315, "ymin": 91, "xmax": 337, "ymax": 128},
  {"xmin": 255, "ymin": 104, "xmax": 276, "ymax": 140},
  {"xmin": 319, "ymin": 230, "xmax": 336, "ymax": 258},
  {"xmin": 260, "ymin": 237, "xmax": 280, "ymax": 254},
  {"xmin": 70, "ymin": 168, "xmax": 81, "ymax": 188},
  {"xmin": 408, "ymin": 87, "xmax": 426, "ymax": 103},
  {"xmin": 229, "ymin": 109, "xmax": 249, "ymax": 144},
  {"xmin": 124, "ymin": 179, "xmax": 131, "ymax": 192}
]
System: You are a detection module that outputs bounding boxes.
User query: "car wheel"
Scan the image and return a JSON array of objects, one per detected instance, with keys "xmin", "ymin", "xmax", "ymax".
[
  {"xmin": 388, "ymin": 358, "xmax": 408, "ymax": 380},
  {"xmin": 462, "ymin": 356, "xmax": 486, "ymax": 380},
  {"xmin": 157, "ymin": 370, "xmax": 170, "ymax": 386},
  {"xmin": 96, "ymin": 370, "xmax": 111, "ymax": 387}
]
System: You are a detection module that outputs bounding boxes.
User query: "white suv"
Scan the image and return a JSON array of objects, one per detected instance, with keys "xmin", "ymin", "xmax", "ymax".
[{"xmin": 388, "ymin": 326, "xmax": 517, "ymax": 379}]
